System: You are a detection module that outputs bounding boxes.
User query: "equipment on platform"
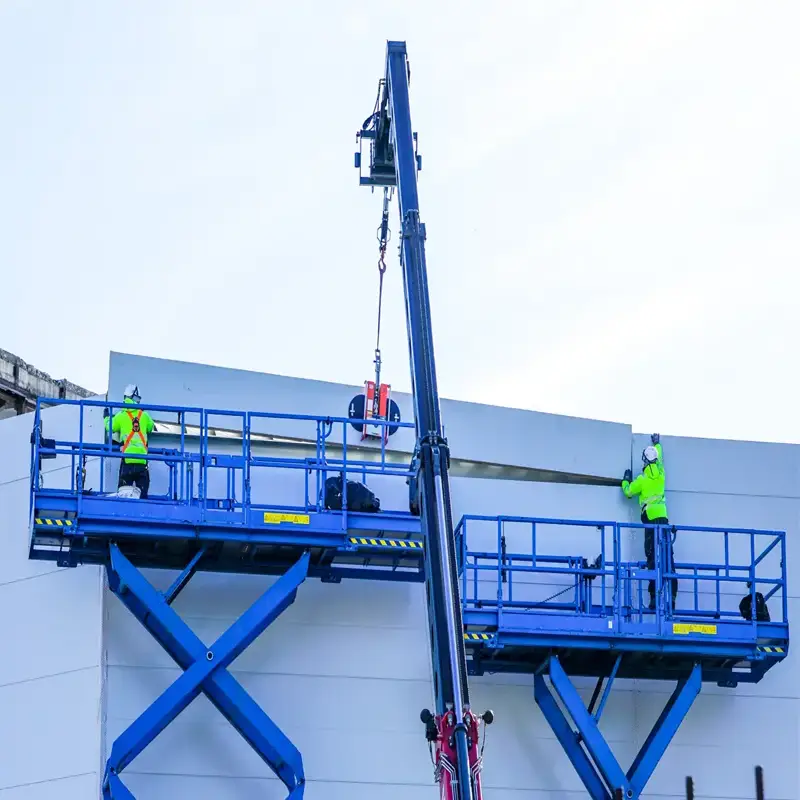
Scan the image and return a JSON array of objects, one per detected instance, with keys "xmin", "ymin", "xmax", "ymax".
[
  {"xmin": 356, "ymin": 41, "xmax": 484, "ymax": 800},
  {"xmin": 740, "ymin": 584, "xmax": 771, "ymax": 622},
  {"xmin": 323, "ymin": 475, "xmax": 380, "ymax": 513}
]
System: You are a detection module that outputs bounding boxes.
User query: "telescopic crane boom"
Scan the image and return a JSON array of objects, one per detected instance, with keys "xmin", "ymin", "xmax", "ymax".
[{"xmin": 355, "ymin": 41, "xmax": 489, "ymax": 800}]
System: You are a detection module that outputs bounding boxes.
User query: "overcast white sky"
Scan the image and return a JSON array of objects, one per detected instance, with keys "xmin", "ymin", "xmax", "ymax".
[{"xmin": 1, "ymin": 2, "xmax": 798, "ymax": 442}]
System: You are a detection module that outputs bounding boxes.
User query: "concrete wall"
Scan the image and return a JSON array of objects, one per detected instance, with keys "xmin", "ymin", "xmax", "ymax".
[
  {"xmin": 1, "ymin": 350, "xmax": 797, "ymax": 799},
  {"xmin": 0, "ymin": 403, "xmax": 105, "ymax": 798}
]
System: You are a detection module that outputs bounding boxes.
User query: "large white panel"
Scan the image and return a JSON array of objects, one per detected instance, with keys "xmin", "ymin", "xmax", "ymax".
[
  {"xmin": 106, "ymin": 668, "xmax": 432, "ymax": 734},
  {"xmin": 119, "ymin": 773, "xmax": 448, "ymax": 800},
  {"xmin": 120, "ymin": 774, "xmax": 628, "ymax": 800},
  {"xmin": 145, "ymin": 567, "xmax": 427, "ymax": 628},
  {"xmin": 0, "ymin": 670, "xmax": 101, "ymax": 791},
  {"xmin": 0, "ymin": 479, "xmax": 55, "ymax": 585},
  {"xmin": 109, "ymin": 352, "xmax": 633, "ymax": 478},
  {"xmin": 633, "ymin": 432, "xmax": 800, "ymax": 499},
  {"xmin": 0, "ymin": 401, "xmax": 105, "ymax": 585},
  {"xmin": 0, "ymin": 401, "xmax": 103, "ymax": 485},
  {"xmin": 106, "ymin": 600, "xmax": 431, "ymax": 681},
  {"xmin": 0, "ymin": 774, "xmax": 99, "ymax": 800},
  {"xmin": 0, "ymin": 568, "xmax": 103, "ymax": 686},
  {"xmin": 0, "ymin": 404, "xmax": 105, "ymax": 795}
]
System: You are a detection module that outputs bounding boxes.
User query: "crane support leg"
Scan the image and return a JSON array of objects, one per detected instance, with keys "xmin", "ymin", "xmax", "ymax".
[
  {"xmin": 535, "ymin": 656, "xmax": 701, "ymax": 800},
  {"xmin": 102, "ymin": 545, "xmax": 308, "ymax": 799}
]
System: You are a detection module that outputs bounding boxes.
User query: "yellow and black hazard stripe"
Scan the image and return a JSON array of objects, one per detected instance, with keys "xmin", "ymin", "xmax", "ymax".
[
  {"xmin": 757, "ymin": 646, "xmax": 786, "ymax": 655},
  {"xmin": 464, "ymin": 632, "xmax": 493, "ymax": 642},
  {"xmin": 348, "ymin": 536, "xmax": 423, "ymax": 550},
  {"xmin": 34, "ymin": 518, "xmax": 74, "ymax": 528}
]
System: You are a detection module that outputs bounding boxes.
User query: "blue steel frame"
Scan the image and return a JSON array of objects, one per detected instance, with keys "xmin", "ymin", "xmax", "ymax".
[
  {"xmin": 535, "ymin": 655, "xmax": 702, "ymax": 800},
  {"xmin": 456, "ymin": 514, "xmax": 789, "ymax": 800},
  {"xmin": 103, "ymin": 545, "xmax": 309, "ymax": 798},
  {"xmin": 29, "ymin": 398, "xmax": 423, "ymax": 581}
]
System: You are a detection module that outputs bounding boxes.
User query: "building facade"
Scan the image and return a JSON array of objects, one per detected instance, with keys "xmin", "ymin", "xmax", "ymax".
[{"xmin": 0, "ymin": 351, "xmax": 796, "ymax": 799}]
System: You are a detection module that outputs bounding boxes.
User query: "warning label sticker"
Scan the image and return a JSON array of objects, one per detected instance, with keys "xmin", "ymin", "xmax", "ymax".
[
  {"xmin": 263, "ymin": 512, "xmax": 310, "ymax": 525},
  {"xmin": 672, "ymin": 622, "xmax": 717, "ymax": 635}
]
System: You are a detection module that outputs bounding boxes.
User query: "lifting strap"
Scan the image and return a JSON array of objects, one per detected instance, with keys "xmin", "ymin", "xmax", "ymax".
[{"xmin": 372, "ymin": 186, "xmax": 392, "ymax": 402}]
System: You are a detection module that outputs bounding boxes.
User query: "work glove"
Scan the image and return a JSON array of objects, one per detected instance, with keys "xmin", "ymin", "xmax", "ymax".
[
  {"xmin": 651, "ymin": 433, "xmax": 660, "ymax": 445},
  {"xmin": 103, "ymin": 407, "xmax": 110, "ymax": 418},
  {"xmin": 623, "ymin": 469, "xmax": 633, "ymax": 483}
]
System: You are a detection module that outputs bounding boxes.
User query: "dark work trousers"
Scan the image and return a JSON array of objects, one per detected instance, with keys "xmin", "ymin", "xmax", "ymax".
[
  {"xmin": 118, "ymin": 461, "xmax": 150, "ymax": 499},
  {"xmin": 643, "ymin": 511, "xmax": 677, "ymax": 609}
]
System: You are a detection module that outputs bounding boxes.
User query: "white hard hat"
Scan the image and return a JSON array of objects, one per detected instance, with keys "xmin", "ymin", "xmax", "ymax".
[
  {"xmin": 642, "ymin": 445, "xmax": 658, "ymax": 465},
  {"xmin": 123, "ymin": 384, "xmax": 141, "ymax": 402}
]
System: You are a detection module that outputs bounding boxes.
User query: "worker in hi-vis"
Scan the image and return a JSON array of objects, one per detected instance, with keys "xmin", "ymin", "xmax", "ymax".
[
  {"xmin": 621, "ymin": 433, "xmax": 677, "ymax": 611},
  {"xmin": 104, "ymin": 384, "xmax": 155, "ymax": 499}
]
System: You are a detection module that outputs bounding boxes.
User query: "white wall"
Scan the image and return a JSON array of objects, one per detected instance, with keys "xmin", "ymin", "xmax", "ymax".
[
  {"xmin": 0, "ymin": 403, "xmax": 105, "ymax": 799},
  {"xmin": 2, "ymin": 350, "xmax": 796, "ymax": 799},
  {"xmin": 99, "ymin": 352, "xmax": 800, "ymax": 800}
]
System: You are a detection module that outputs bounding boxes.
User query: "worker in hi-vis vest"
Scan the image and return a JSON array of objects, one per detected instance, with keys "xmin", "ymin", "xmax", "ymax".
[
  {"xmin": 104, "ymin": 384, "xmax": 155, "ymax": 499},
  {"xmin": 621, "ymin": 433, "xmax": 677, "ymax": 611}
]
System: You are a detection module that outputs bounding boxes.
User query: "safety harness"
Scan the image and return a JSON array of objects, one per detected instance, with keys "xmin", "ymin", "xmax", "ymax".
[{"xmin": 122, "ymin": 410, "xmax": 147, "ymax": 454}]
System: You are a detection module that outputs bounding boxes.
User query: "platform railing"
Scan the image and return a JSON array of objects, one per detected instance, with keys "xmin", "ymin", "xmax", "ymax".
[
  {"xmin": 30, "ymin": 398, "xmax": 417, "ymax": 526},
  {"xmin": 455, "ymin": 514, "xmax": 787, "ymax": 629},
  {"xmin": 620, "ymin": 521, "xmax": 788, "ymax": 625},
  {"xmin": 455, "ymin": 515, "xmax": 620, "ymax": 617}
]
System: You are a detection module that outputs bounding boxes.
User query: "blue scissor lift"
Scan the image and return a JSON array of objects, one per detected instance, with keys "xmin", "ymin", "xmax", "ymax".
[
  {"xmin": 457, "ymin": 515, "xmax": 789, "ymax": 799},
  {"xmin": 29, "ymin": 398, "xmax": 425, "ymax": 799}
]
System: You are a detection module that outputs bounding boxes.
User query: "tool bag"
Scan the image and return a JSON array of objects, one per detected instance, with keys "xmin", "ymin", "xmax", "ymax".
[
  {"xmin": 407, "ymin": 451, "xmax": 421, "ymax": 516},
  {"xmin": 323, "ymin": 475, "xmax": 380, "ymax": 513},
  {"xmin": 739, "ymin": 590, "xmax": 771, "ymax": 622}
]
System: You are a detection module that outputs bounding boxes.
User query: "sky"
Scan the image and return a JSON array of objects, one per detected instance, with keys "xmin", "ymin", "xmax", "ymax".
[{"xmin": 1, "ymin": 2, "xmax": 798, "ymax": 443}]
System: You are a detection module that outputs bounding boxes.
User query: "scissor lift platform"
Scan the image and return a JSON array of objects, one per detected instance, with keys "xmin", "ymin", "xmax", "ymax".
[
  {"xmin": 30, "ymin": 400, "xmax": 423, "ymax": 583},
  {"xmin": 456, "ymin": 514, "xmax": 789, "ymax": 800},
  {"xmin": 29, "ymin": 399, "xmax": 423, "ymax": 799},
  {"xmin": 31, "ymin": 496, "xmax": 424, "ymax": 580}
]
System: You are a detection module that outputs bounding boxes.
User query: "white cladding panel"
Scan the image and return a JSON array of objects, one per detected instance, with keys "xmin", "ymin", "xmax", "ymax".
[
  {"xmin": 100, "ymin": 353, "xmax": 799, "ymax": 799},
  {"xmin": 0, "ymin": 405, "xmax": 104, "ymax": 796},
  {"xmin": 1, "ymin": 351, "xmax": 797, "ymax": 799}
]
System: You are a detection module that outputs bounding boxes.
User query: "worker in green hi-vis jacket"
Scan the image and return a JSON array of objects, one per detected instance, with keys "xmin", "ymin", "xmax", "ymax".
[
  {"xmin": 104, "ymin": 384, "xmax": 155, "ymax": 499},
  {"xmin": 621, "ymin": 433, "xmax": 677, "ymax": 611}
]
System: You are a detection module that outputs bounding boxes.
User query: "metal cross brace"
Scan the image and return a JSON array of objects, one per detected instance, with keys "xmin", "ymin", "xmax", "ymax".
[
  {"xmin": 102, "ymin": 544, "xmax": 309, "ymax": 799},
  {"xmin": 535, "ymin": 656, "xmax": 701, "ymax": 800}
]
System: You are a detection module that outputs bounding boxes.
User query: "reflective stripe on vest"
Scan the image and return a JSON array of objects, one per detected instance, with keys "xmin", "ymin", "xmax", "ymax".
[
  {"xmin": 642, "ymin": 494, "xmax": 665, "ymax": 507},
  {"xmin": 122, "ymin": 410, "xmax": 147, "ymax": 453}
]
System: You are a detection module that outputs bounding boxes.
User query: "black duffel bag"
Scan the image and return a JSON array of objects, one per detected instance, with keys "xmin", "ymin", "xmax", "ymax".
[
  {"xmin": 324, "ymin": 475, "xmax": 380, "ymax": 513},
  {"xmin": 739, "ymin": 589, "xmax": 771, "ymax": 622}
]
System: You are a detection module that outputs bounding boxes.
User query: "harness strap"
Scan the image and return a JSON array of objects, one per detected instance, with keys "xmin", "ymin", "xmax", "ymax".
[{"xmin": 122, "ymin": 410, "xmax": 147, "ymax": 453}]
